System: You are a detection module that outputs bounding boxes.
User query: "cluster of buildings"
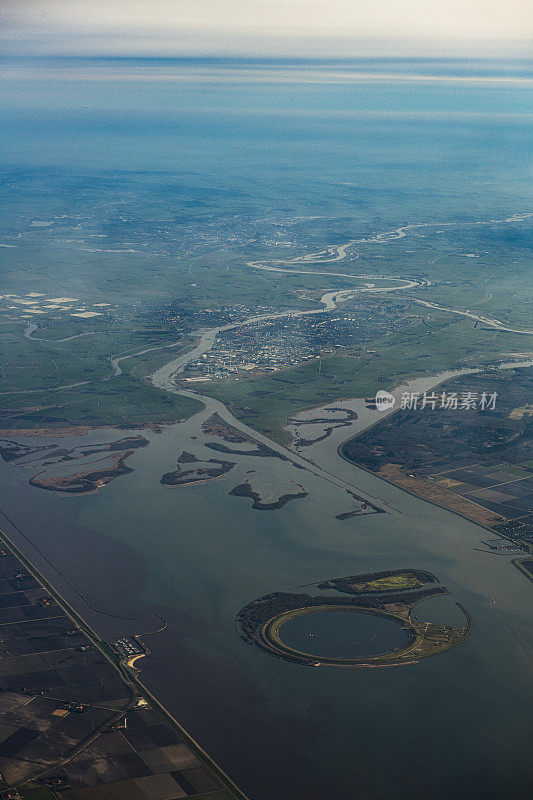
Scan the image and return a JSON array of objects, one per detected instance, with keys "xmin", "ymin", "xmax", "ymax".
[{"xmin": 182, "ymin": 304, "xmax": 410, "ymax": 381}]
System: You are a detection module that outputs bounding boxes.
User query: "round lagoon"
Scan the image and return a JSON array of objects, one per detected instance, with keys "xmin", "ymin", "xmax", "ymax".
[{"xmin": 277, "ymin": 609, "xmax": 409, "ymax": 660}]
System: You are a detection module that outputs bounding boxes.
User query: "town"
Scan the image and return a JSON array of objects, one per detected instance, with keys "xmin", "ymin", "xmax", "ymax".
[{"xmin": 181, "ymin": 301, "xmax": 413, "ymax": 381}]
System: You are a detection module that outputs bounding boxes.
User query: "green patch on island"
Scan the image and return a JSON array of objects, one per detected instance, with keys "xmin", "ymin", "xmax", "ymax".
[
  {"xmin": 238, "ymin": 568, "xmax": 472, "ymax": 668},
  {"xmin": 366, "ymin": 573, "xmax": 423, "ymax": 591}
]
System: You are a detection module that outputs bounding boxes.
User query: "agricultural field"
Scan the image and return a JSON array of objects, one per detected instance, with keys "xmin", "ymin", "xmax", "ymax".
[
  {"xmin": 341, "ymin": 367, "xmax": 533, "ymax": 546},
  {"xmin": 0, "ymin": 308, "xmax": 203, "ymax": 431}
]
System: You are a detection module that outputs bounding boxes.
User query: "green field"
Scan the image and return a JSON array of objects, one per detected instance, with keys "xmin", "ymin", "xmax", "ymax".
[
  {"xmin": 187, "ymin": 312, "xmax": 531, "ymax": 441},
  {"xmin": 0, "ymin": 316, "xmax": 203, "ymax": 430},
  {"xmin": 366, "ymin": 574, "xmax": 423, "ymax": 591},
  {"xmin": 1, "ymin": 208, "xmax": 531, "ymax": 435}
]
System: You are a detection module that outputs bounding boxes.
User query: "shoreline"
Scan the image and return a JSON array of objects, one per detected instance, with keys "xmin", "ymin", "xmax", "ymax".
[
  {"xmin": 336, "ymin": 373, "xmax": 533, "ymax": 555},
  {"xmin": 229, "ymin": 480, "xmax": 308, "ymax": 510},
  {"xmin": 0, "ymin": 523, "xmax": 250, "ymax": 800}
]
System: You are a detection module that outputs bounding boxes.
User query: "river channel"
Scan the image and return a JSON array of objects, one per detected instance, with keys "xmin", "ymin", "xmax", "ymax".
[{"xmin": 1, "ymin": 295, "xmax": 531, "ymax": 799}]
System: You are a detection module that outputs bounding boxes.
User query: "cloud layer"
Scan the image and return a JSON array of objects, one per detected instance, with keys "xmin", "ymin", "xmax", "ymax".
[{"xmin": 2, "ymin": 0, "xmax": 532, "ymax": 56}]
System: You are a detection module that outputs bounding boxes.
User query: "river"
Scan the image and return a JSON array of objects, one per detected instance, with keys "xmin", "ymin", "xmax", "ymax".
[
  {"xmin": 2, "ymin": 53, "xmax": 532, "ymax": 800},
  {"xmin": 1, "ymin": 316, "xmax": 532, "ymax": 798}
]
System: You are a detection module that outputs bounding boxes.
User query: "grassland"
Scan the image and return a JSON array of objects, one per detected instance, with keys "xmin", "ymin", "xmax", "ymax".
[
  {"xmin": 1, "ymin": 192, "xmax": 531, "ymax": 437},
  {"xmin": 0, "ymin": 316, "xmax": 203, "ymax": 431},
  {"xmin": 0, "ymin": 373, "xmax": 203, "ymax": 432},
  {"xmin": 188, "ymin": 312, "xmax": 532, "ymax": 442},
  {"xmin": 366, "ymin": 574, "xmax": 423, "ymax": 591},
  {"xmin": 2, "ymin": 286, "xmax": 529, "ymax": 436}
]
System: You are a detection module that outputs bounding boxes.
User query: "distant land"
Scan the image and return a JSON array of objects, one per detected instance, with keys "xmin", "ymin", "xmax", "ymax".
[{"xmin": 1, "ymin": 56, "xmax": 531, "ymax": 800}]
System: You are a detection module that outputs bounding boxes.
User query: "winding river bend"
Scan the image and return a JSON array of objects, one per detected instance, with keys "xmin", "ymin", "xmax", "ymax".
[
  {"xmin": 149, "ymin": 272, "xmax": 532, "ymax": 507},
  {"xmin": 132, "ymin": 238, "xmax": 532, "ymax": 799},
  {"xmin": 120, "ymin": 298, "xmax": 532, "ymax": 800},
  {"xmin": 2, "ymin": 216, "xmax": 532, "ymax": 800}
]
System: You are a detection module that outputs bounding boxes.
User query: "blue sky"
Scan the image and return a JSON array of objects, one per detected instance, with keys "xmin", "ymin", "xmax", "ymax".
[{"xmin": 2, "ymin": 0, "xmax": 532, "ymax": 57}]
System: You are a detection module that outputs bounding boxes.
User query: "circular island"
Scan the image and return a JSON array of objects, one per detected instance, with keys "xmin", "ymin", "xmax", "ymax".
[{"xmin": 238, "ymin": 569, "xmax": 472, "ymax": 668}]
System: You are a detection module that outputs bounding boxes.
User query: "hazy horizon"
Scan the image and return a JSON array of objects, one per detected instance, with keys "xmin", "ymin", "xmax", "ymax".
[{"xmin": 2, "ymin": 0, "xmax": 532, "ymax": 58}]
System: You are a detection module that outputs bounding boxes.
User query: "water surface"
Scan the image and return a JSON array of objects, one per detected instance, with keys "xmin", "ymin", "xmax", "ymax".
[
  {"xmin": 278, "ymin": 608, "xmax": 409, "ymax": 659},
  {"xmin": 0, "ymin": 56, "xmax": 532, "ymax": 800}
]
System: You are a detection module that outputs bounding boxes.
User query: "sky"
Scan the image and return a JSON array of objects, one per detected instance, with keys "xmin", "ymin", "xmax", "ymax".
[{"xmin": 1, "ymin": 0, "xmax": 532, "ymax": 58}]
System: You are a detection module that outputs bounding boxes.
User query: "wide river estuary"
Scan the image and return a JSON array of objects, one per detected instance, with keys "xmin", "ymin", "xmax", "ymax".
[{"xmin": 2, "ymin": 345, "xmax": 532, "ymax": 800}]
